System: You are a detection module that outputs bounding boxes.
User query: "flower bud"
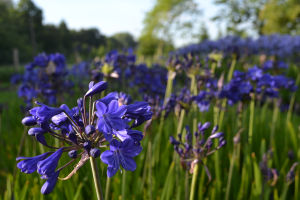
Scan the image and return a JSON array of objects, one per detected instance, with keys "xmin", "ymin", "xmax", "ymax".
[
  {"xmin": 85, "ymin": 125, "xmax": 96, "ymax": 136},
  {"xmin": 169, "ymin": 136, "xmax": 180, "ymax": 145},
  {"xmin": 68, "ymin": 131, "xmax": 77, "ymax": 144},
  {"xmin": 22, "ymin": 116, "xmax": 37, "ymax": 126},
  {"xmin": 84, "ymin": 141, "xmax": 91, "ymax": 153},
  {"xmin": 68, "ymin": 150, "xmax": 78, "ymax": 159},
  {"xmin": 90, "ymin": 148, "xmax": 101, "ymax": 158},
  {"xmin": 209, "ymin": 132, "xmax": 224, "ymax": 139},
  {"xmin": 28, "ymin": 127, "xmax": 47, "ymax": 136},
  {"xmin": 85, "ymin": 81, "xmax": 107, "ymax": 97}
]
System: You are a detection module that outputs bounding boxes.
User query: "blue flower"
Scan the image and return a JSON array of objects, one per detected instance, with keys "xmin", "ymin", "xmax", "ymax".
[
  {"xmin": 35, "ymin": 104, "xmax": 64, "ymax": 123},
  {"xmin": 16, "ymin": 152, "xmax": 50, "ymax": 174},
  {"xmin": 95, "ymin": 100, "xmax": 127, "ymax": 141},
  {"xmin": 37, "ymin": 148, "xmax": 64, "ymax": 177},
  {"xmin": 41, "ymin": 170, "xmax": 60, "ymax": 195},
  {"xmin": 51, "ymin": 104, "xmax": 78, "ymax": 132},
  {"xmin": 100, "ymin": 139, "xmax": 142, "ymax": 177}
]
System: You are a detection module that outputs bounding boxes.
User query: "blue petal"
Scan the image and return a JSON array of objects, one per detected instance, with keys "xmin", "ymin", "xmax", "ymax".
[
  {"xmin": 110, "ymin": 105, "xmax": 127, "ymax": 118},
  {"xmin": 100, "ymin": 150, "xmax": 114, "ymax": 165},
  {"xmin": 96, "ymin": 102, "xmax": 107, "ymax": 117},
  {"xmin": 107, "ymin": 100, "xmax": 119, "ymax": 113},
  {"xmin": 110, "ymin": 139, "xmax": 121, "ymax": 151},
  {"xmin": 113, "ymin": 129, "xmax": 129, "ymax": 141},
  {"xmin": 121, "ymin": 156, "xmax": 136, "ymax": 171},
  {"xmin": 41, "ymin": 170, "xmax": 60, "ymax": 195},
  {"xmin": 107, "ymin": 165, "xmax": 119, "ymax": 178},
  {"xmin": 60, "ymin": 104, "xmax": 70, "ymax": 112}
]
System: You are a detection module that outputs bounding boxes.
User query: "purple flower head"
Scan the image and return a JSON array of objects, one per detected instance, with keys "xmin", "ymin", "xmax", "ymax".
[
  {"xmin": 16, "ymin": 152, "xmax": 50, "ymax": 174},
  {"xmin": 95, "ymin": 100, "xmax": 127, "ymax": 142},
  {"xmin": 37, "ymin": 148, "xmax": 64, "ymax": 177},
  {"xmin": 101, "ymin": 139, "xmax": 142, "ymax": 177}
]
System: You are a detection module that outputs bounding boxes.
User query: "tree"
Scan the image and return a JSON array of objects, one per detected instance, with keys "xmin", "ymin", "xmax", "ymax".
[
  {"xmin": 139, "ymin": 0, "xmax": 200, "ymax": 56},
  {"xmin": 111, "ymin": 32, "xmax": 137, "ymax": 49},
  {"xmin": 212, "ymin": 0, "xmax": 267, "ymax": 36},
  {"xmin": 260, "ymin": 0, "xmax": 300, "ymax": 34},
  {"xmin": 197, "ymin": 22, "xmax": 209, "ymax": 42}
]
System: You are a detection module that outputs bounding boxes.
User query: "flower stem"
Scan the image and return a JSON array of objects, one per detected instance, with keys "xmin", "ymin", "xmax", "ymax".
[
  {"xmin": 225, "ymin": 146, "xmax": 237, "ymax": 200},
  {"xmin": 248, "ymin": 93, "xmax": 255, "ymax": 147},
  {"xmin": 121, "ymin": 170, "xmax": 126, "ymax": 200},
  {"xmin": 185, "ymin": 170, "xmax": 189, "ymax": 200},
  {"xmin": 105, "ymin": 178, "xmax": 111, "ymax": 200},
  {"xmin": 286, "ymin": 71, "xmax": 300, "ymax": 123},
  {"xmin": 90, "ymin": 157, "xmax": 104, "ymax": 200},
  {"xmin": 189, "ymin": 163, "xmax": 199, "ymax": 200}
]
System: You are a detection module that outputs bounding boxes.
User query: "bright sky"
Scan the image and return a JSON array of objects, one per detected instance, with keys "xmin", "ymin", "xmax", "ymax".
[{"xmin": 13, "ymin": 0, "xmax": 223, "ymax": 47}]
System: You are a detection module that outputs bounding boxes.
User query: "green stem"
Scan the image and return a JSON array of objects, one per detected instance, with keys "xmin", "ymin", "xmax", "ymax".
[
  {"xmin": 105, "ymin": 178, "xmax": 111, "ymax": 200},
  {"xmin": 177, "ymin": 109, "xmax": 186, "ymax": 135},
  {"xmin": 295, "ymin": 170, "xmax": 299, "ymax": 200},
  {"xmin": 280, "ymin": 184, "xmax": 289, "ymax": 200},
  {"xmin": 148, "ymin": 140, "xmax": 152, "ymax": 200},
  {"xmin": 101, "ymin": 77, "xmax": 107, "ymax": 98},
  {"xmin": 286, "ymin": 72, "xmax": 300, "ymax": 123},
  {"xmin": 213, "ymin": 106, "xmax": 221, "ymax": 192},
  {"xmin": 211, "ymin": 62, "xmax": 216, "ymax": 74},
  {"xmin": 189, "ymin": 163, "xmax": 199, "ymax": 200},
  {"xmin": 270, "ymin": 99, "xmax": 279, "ymax": 146},
  {"xmin": 121, "ymin": 170, "xmax": 126, "ymax": 200},
  {"xmin": 219, "ymin": 58, "xmax": 236, "ymax": 129},
  {"xmin": 185, "ymin": 170, "xmax": 189, "ymax": 200},
  {"xmin": 225, "ymin": 146, "xmax": 237, "ymax": 200},
  {"xmin": 90, "ymin": 157, "xmax": 104, "ymax": 200},
  {"xmin": 227, "ymin": 58, "xmax": 236, "ymax": 81},
  {"xmin": 249, "ymin": 93, "xmax": 255, "ymax": 147}
]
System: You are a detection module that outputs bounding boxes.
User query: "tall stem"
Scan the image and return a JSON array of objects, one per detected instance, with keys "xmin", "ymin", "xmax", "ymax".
[
  {"xmin": 286, "ymin": 72, "xmax": 300, "ymax": 123},
  {"xmin": 225, "ymin": 146, "xmax": 236, "ymax": 200},
  {"xmin": 189, "ymin": 163, "xmax": 199, "ymax": 200},
  {"xmin": 248, "ymin": 93, "xmax": 255, "ymax": 147},
  {"xmin": 270, "ymin": 99, "xmax": 279, "ymax": 146},
  {"xmin": 121, "ymin": 170, "xmax": 126, "ymax": 200},
  {"xmin": 185, "ymin": 170, "xmax": 189, "ymax": 200},
  {"xmin": 90, "ymin": 157, "xmax": 104, "ymax": 200},
  {"xmin": 105, "ymin": 178, "xmax": 111, "ymax": 200}
]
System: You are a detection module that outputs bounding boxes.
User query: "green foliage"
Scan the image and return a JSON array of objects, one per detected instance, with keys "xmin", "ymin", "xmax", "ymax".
[
  {"xmin": 260, "ymin": 0, "xmax": 300, "ymax": 34},
  {"xmin": 111, "ymin": 32, "xmax": 137, "ymax": 49}
]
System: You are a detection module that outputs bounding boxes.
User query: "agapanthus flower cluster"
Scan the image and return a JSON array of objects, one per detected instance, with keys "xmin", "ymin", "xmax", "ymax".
[
  {"xmin": 170, "ymin": 122, "xmax": 226, "ymax": 178},
  {"xmin": 16, "ymin": 81, "xmax": 153, "ymax": 195},
  {"xmin": 218, "ymin": 65, "xmax": 297, "ymax": 106},
  {"xmin": 12, "ymin": 53, "xmax": 74, "ymax": 114},
  {"xmin": 172, "ymin": 35, "xmax": 300, "ymax": 59},
  {"xmin": 259, "ymin": 152, "xmax": 279, "ymax": 186},
  {"xmin": 127, "ymin": 63, "xmax": 168, "ymax": 96},
  {"xmin": 285, "ymin": 162, "xmax": 299, "ymax": 185}
]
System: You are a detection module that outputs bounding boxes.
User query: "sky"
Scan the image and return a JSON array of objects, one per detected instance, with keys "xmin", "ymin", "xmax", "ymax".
[{"xmin": 13, "ymin": 0, "xmax": 223, "ymax": 47}]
